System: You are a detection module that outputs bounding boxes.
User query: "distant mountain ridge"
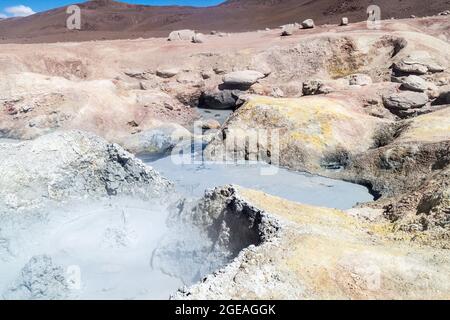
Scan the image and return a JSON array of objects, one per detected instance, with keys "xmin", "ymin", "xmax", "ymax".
[{"xmin": 0, "ymin": 0, "xmax": 449, "ymax": 43}]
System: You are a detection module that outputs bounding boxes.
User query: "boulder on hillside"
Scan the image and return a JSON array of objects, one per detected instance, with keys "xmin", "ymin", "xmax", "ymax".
[
  {"xmin": 301, "ymin": 19, "xmax": 315, "ymax": 29},
  {"xmin": 281, "ymin": 24, "xmax": 296, "ymax": 36},
  {"xmin": 168, "ymin": 29, "xmax": 196, "ymax": 41}
]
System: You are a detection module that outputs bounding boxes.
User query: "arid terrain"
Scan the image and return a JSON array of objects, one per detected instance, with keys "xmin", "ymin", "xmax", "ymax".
[
  {"xmin": 0, "ymin": 0, "xmax": 450, "ymax": 43},
  {"xmin": 0, "ymin": 1, "xmax": 449, "ymax": 300}
]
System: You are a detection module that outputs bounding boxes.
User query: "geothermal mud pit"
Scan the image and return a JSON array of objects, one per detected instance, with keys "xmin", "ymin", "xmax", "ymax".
[{"xmin": 0, "ymin": 153, "xmax": 372, "ymax": 299}]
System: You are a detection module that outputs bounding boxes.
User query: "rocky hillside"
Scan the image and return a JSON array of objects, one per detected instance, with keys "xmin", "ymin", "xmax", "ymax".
[{"xmin": 0, "ymin": 0, "xmax": 449, "ymax": 43}]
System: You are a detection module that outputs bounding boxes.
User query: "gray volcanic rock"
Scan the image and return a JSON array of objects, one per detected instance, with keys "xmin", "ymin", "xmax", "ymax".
[
  {"xmin": 394, "ymin": 52, "xmax": 445, "ymax": 75},
  {"xmin": 400, "ymin": 75, "xmax": 431, "ymax": 92},
  {"xmin": 223, "ymin": 70, "xmax": 265, "ymax": 88},
  {"xmin": 383, "ymin": 91, "xmax": 429, "ymax": 110},
  {"xmin": 0, "ymin": 130, "xmax": 172, "ymax": 210},
  {"xmin": 301, "ymin": 19, "xmax": 315, "ymax": 29},
  {"xmin": 199, "ymin": 89, "xmax": 243, "ymax": 109}
]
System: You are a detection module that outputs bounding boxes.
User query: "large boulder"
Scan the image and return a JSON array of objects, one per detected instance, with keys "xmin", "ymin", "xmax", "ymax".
[
  {"xmin": 167, "ymin": 29, "xmax": 195, "ymax": 41},
  {"xmin": 382, "ymin": 91, "xmax": 429, "ymax": 110},
  {"xmin": 0, "ymin": 130, "xmax": 172, "ymax": 210},
  {"xmin": 222, "ymin": 70, "xmax": 265, "ymax": 88},
  {"xmin": 281, "ymin": 24, "xmax": 296, "ymax": 36},
  {"xmin": 301, "ymin": 19, "xmax": 315, "ymax": 29}
]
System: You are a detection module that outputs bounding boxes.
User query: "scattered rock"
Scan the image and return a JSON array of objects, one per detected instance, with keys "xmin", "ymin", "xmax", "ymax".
[
  {"xmin": 124, "ymin": 70, "xmax": 148, "ymax": 80},
  {"xmin": 168, "ymin": 29, "xmax": 195, "ymax": 41},
  {"xmin": 400, "ymin": 75, "xmax": 433, "ymax": 92},
  {"xmin": 281, "ymin": 24, "xmax": 296, "ymax": 36},
  {"xmin": 394, "ymin": 52, "xmax": 445, "ymax": 75},
  {"xmin": 222, "ymin": 70, "xmax": 265, "ymax": 88},
  {"xmin": 394, "ymin": 61, "xmax": 428, "ymax": 75},
  {"xmin": 156, "ymin": 68, "xmax": 179, "ymax": 78},
  {"xmin": 301, "ymin": 19, "xmax": 315, "ymax": 29},
  {"xmin": 383, "ymin": 91, "xmax": 429, "ymax": 110}
]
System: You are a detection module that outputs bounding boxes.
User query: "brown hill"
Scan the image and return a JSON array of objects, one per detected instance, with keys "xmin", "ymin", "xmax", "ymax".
[{"xmin": 0, "ymin": 0, "xmax": 449, "ymax": 43}]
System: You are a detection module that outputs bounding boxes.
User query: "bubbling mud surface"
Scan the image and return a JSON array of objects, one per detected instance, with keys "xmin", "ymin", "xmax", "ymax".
[{"xmin": 145, "ymin": 154, "xmax": 373, "ymax": 210}]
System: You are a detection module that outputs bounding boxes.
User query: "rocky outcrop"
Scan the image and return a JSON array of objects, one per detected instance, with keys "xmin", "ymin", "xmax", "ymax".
[
  {"xmin": 0, "ymin": 130, "xmax": 172, "ymax": 210},
  {"xmin": 173, "ymin": 186, "xmax": 450, "ymax": 299},
  {"xmin": 383, "ymin": 91, "xmax": 429, "ymax": 110},
  {"xmin": 205, "ymin": 95, "xmax": 385, "ymax": 172}
]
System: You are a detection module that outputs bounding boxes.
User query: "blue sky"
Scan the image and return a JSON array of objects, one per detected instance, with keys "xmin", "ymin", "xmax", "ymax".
[{"xmin": 0, "ymin": 1, "xmax": 224, "ymax": 18}]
